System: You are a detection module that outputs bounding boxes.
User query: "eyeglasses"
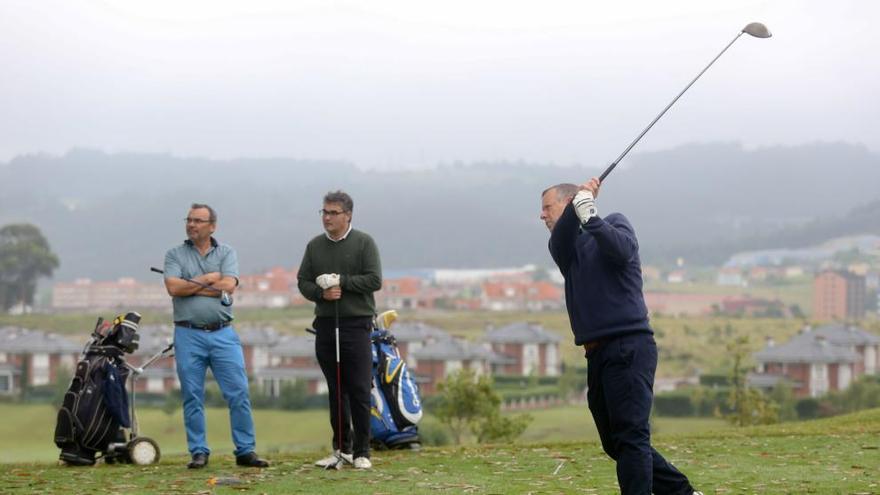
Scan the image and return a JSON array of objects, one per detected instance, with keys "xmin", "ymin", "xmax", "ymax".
[
  {"xmin": 319, "ymin": 209, "xmax": 347, "ymax": 217},
  {"xmin": 184, "ymin": 217, "xmax": 213, "ymax": 225}
]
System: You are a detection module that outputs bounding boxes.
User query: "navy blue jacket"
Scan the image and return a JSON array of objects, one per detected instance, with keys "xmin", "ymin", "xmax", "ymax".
[{"xmin": 548, "ymin": 203, "xmax": 651, "ymax": 345}]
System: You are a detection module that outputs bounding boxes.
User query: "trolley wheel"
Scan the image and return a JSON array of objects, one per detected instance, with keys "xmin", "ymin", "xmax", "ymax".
[{"xmin": 127, "ymin": 437, "xmax": 161, "ymax": 465}]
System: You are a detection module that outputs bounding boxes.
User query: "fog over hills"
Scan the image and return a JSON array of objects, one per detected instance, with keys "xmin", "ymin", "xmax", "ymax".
[{"xmin": 1, "ymin": 142, "xmax": 878, "ymax": 281}]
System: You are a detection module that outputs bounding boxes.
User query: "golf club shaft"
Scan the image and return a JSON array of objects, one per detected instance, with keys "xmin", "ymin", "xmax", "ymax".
[
  {"xmin": 334, "ymin": 300, "xmax": 343, "ymax": 457},
  {"xmin": 150, "ymin": 267, "xmax": 221, "ymax": 294},
  {"xmin": 599, "ymin": 31, "xmax": 746, "ymax": 182},
  {"xmin": 150, "ymin": 266, "xmax": 233, "ymax": 306}
]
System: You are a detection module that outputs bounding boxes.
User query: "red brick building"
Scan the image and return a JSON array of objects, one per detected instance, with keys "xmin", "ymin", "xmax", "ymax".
[
  {"xmin": 750, "ymin": 324, "xmax": 878, "ymax": 398},
  {"xmin": 253, "ymin": 334, "xmax": 327, "ymax": 396},
  {"xmin": 237, "ymin": 267, "xmax": 302, "ymax": 308},
  {"xmin": 484, "ymin": 322, "xmax": 561, "ymax": 376},
  {"xmin": 0, "ymin": 326, "xmax": 80, "ymax": 395},
  {"xmin": 409, "ymin": 339, "xmax": 500, "ymax": 395},
  {"xmin": 813, "ymin": 270, "xmax": 866, "ymax": 321},
  {"xmin": 480, "ymin": 281, "xmax": 564, "ymax": 311}
]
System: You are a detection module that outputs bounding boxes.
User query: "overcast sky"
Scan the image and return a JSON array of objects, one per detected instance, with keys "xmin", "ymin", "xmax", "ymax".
[{"xmin": 1, "ymin": 0, "xmax": 877, "ymax": 169}]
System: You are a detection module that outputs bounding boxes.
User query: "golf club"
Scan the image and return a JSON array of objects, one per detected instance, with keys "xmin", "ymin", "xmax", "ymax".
[
  {"xmin": 326, "ymin": 299, "xmax": 345, "ymax": 470},
  {"xmin": 599, "ymin": 22, "xmax": 771, "ymax": 182},
  {"xmin": 149, "ymin": 267, "xmax": 233, "ymax": 307}
]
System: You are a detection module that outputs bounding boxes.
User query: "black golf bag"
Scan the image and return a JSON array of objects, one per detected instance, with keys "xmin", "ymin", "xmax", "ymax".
[{"xmin": 54, "ymin": 312, "xmax": 141, "ymax": 466}]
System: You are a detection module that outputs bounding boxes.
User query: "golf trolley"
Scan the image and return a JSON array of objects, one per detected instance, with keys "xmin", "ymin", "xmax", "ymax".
[{"xmin": 54, "ymin": 312, "xmax": 174, "ymax": 466}]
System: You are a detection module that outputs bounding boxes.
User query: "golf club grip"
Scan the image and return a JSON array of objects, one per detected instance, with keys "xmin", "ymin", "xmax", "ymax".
[
  {"xmin": 150, "ymin": 267, "xmax": 165, "ymax": 274},
  {"xmin": 599, "ymin": 162, "xmax": 618, "ymax": 182}
]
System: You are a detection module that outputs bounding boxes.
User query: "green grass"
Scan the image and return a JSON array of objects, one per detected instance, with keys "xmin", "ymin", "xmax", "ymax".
[
  {"xmin": 1, "ymin": 407, "xmax": 878, "ymax": 494},
  {"xmin": 0, "ymin": 404, "xmax": 728, "ymax": 463}
]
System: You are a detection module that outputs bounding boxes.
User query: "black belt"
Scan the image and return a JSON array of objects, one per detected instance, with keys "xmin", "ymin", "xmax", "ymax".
[
  {"xmin": 175, "ymin": 320, "xmax": 231, "ymax": 331},
  {"xmin": 583, "ymin": 339, "xmax": 607, "ymax": 356}
]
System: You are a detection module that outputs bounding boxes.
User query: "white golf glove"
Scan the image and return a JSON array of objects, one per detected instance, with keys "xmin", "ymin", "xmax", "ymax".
[
  {"xmin": 316, "ymin": 273, "xmax": 341, "ymax": 289},
  {"xmin": 573, "ymin": 190, "xmax": 598, "ymax": 223}
]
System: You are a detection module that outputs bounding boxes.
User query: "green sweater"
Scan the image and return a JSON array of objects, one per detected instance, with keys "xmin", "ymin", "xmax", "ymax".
[{"xmin": 297, "ymin": 229, "xmax": 383, "ymax": 318}]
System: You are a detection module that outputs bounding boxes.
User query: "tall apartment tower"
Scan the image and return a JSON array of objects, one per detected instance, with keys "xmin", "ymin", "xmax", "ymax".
[{"xmin": 813, "ymin": 270, "xmax": 866, "ymax": 321}]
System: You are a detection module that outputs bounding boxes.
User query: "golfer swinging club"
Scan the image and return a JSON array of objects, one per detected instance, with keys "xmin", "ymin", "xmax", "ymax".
[
  {"xmin": 541, "ymin": 179, "xmax": 701, "ymax": 495},
  {"xmin": 297, "ymin": 190, "xmax": 383, "ymax": 470}
]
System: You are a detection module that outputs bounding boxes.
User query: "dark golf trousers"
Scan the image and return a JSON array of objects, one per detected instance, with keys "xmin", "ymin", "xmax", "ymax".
[
  {"xmin": 314, "ymin": 316, "xmax": 373, "ymax": 459},
  {"xmin": 587, "ymin": 332, "xmax": 694, "ymax": 495}
]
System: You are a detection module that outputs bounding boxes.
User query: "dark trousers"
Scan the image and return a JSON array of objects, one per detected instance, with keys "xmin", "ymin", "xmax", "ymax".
[
  {"xmin": 587, "ymin": 332, "xmax": 694, "ymax": 495},
  {"xmin": 314, "ymin": 316, "xmax": 373, "ymax": 459}
]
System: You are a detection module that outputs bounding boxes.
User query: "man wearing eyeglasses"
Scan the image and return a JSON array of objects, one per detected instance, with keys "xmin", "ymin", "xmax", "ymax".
[
  {"xmin": 163, "ymin": 203, "xmax": 268, "ymax": 469},
  {"xmin": 297, "ymin": 191, "xmax": 383, "ymax": 470}
]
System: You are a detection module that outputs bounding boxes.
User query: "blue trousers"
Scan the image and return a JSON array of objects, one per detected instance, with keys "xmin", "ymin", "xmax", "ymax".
[
  {"xmin": 174, "ymin": 325, "xmax": 256, "ymax": 457},
  {"xmin": 587, "ymin": 332, "xmax": 694, "ymax": 495}
]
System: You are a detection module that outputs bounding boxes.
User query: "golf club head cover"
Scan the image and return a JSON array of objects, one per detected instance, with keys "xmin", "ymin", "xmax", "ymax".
[
  {"xmin": 109, "ymin": 311, "xmax": 141, "ymax": 353},
  {"xmin": 316, "ymin": 273, "xmax": 341, "ymax": 289},
  {"xmin": 573, "ymin": 190, "xmax": 598, "ymax": 223}
]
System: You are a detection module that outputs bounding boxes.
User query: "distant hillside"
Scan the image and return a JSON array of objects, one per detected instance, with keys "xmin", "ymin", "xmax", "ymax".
[
  {"xmin": 680, "ymin": 197, "xmax": 880, "ymax": 265},
  {"xmin": 1, "ymin": 142, "xmax": 878, "ymax": 280}
]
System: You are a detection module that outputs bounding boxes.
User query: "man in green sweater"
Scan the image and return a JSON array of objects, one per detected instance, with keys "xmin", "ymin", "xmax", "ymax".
[{"xmin": 297, "ymin": 190, "xmax": 383, "ymax": 469}]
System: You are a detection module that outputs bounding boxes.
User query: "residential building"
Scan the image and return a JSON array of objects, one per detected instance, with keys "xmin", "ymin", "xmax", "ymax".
[
  {"xmin": 716, "ymin": 296, "xmax": 788, "ymax": 318},
  {"xmin": 52, "ymin": 278, "xmax": 169, "ymax": 311},
  {"xmin": 483, "ymin": 322, "xmax": 561, "ymax": 376},
  {"xmin": 805, "ymin": 324, "xmax": 880, "ymax": 376},
  {"xmin": 375, "ymin": 277, "xmax": 440, "ymax": 310},
  {"xmin": 0, "ymin": 326, "xmax": 81, "ymax": 394},
  {"xmin": 751, "ymin": 326, "xmax": 867, "ymax": 398},
  {"xmin": 716, "ymin": 267, "xmax": 746, "ymax": 287},
  {"xmin": 813, "ymin": 270, "xmax": 866, "ymax": 321},
  {"xmin": 643, "ymin": 292, "xmax": 725, "ymax": 316},
  {"xmin": 238, "ymin": 326, "xmax": 281, "ymax": 373},
  {"xmin": 480, "ymin": 281, "xmax": 564, "ymax": 312},
  {"xmin": 253, "ymin": 334, "xmax": 327, "ymax": 397},
  {"xmin": 236, "ymin": 267, "xmax": 301, "ymax": 308},
  {"xmin": 408, "ymin": 338, "xmax": 501, "ymax": 395},
  {"xmin": 389, "ymin": 322, "xmax": 451, "ymax": 361}
]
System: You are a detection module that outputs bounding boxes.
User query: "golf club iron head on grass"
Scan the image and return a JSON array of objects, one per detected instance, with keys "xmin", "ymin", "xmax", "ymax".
[
  {"xmin": 149, "ymin": 267, "xmax": 233, "ymax": 306},
  {"xmin": 599, "ymin": 22, "xmax": 772, "ymax": 182}
]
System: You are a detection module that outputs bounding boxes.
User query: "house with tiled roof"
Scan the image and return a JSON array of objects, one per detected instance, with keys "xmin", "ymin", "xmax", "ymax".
[
  {"xmin": 409, "ymin": 338, "xmax": 505, "ymax": 395},
  {"xmin": 750, "ymin": 326, "xmax": 865, "ymax": 398},
  {"xmin": 484, "ymin": 322, "xmax": 561, "ymax": 377},
  {"xmin": 237, "ymin": 325, "xmax": 281, "ymax": 373},
  {"xmin": 0, "ymin": 326, "xmax": 81, "ymax": 394},
  {"xmin": 386, "ymin": 322, "xmax": 451, "ymax": 361},
  {"xmin": 253, "ymin": 334, "xmax": 326, "ymax": 396},
  {"xmin": 805, "ymin": 324, "xmax": 879, "ymax": 375}
]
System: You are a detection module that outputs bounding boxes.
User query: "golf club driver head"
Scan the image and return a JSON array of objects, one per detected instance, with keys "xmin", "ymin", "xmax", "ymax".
[{"xmin": 742, "ymin": 22, "xmax": 771, "ymax": 38}]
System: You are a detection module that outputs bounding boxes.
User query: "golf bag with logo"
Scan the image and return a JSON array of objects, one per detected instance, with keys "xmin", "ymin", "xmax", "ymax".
[
  {"xmin": 54, "ymin": 312, "xmax": 141, "ymax": 466},
  {"xmin": 370, "ymin": 327, "xmax": 422, "ymax": 449}
]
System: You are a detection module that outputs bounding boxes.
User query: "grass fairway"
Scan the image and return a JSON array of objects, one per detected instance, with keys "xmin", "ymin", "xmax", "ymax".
[
  {"xmin": 1, "ymin": 407, "xmax": 878, "ymax": 494},
  {"xmin": 0, "ymin": 404, "xmax": 726, "ymax": 463}
]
